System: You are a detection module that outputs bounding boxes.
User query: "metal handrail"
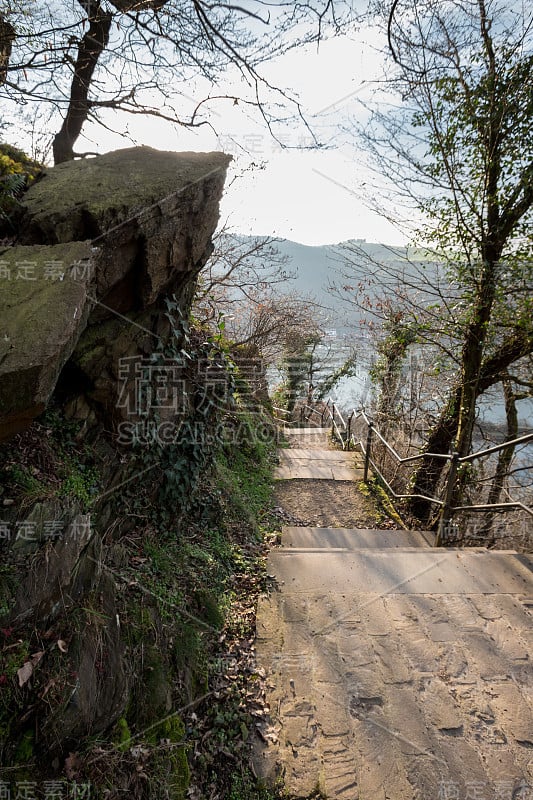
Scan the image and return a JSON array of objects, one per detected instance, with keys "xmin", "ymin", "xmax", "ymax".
[
  {"xmin": 311, "ymin": 398, "xmax": 533, "ymax": 545},
  {"xmin": 297, "ymin": 401, "xmax": 350, "ymax": 448},
  {"xmin": 459, "ymin": 433, "xmax": 533, "ymax": 463},
  {"xmin": 299, "ymin": 403, "xmax": 325, "ymax": 423},
  {"xmin": 366, "ymin": 452, "xmax": 445, "ymax": 508},
  {"xmin": 328, "ymin": 404, "xmax": 346, "ymax": 448},
  {"xmin": 347, "ymin": 407, "xmax": 533, "ymax": 471},
  {"xmin": 370, "ymin": 420, "xmax": 451, "ymax": 464}
]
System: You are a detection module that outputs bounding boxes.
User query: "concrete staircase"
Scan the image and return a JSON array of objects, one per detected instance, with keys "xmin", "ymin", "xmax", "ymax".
[{"xmin": 254, "ymin": 429, "xmax": 533, "ymax": 799}]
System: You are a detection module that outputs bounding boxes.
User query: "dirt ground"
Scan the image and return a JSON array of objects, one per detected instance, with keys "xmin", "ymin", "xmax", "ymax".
[
  {"xmin": 273, "ymin": 478, "xmax": 397, "ymax": 529},
  {"xmin": 274, "ymin": 429, "xmax": 397, "ymax": 530}
]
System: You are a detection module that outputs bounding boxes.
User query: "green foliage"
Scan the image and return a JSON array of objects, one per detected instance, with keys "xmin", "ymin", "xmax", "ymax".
[
  {"xmin": 13, "ymin": 729, "xmax": 34, "ymax": 763},
  {"xmin": 228, "ymin": 773, "xmax": 280, "ymax": 800},
  {"xmin": 278, "ymin": 330, "xmax": 321, "ymax": 412},
  {"xmin": 0, "ymin": 292, "xmax": 279, "ymax": 794},
  {"xmin": 124, "ymin": 298, "xmax": 238, "ymax": 527},
  {"xmin": 215, "ymin": 437, "xmax": 274, "ymax": 530},
  {"xmin": 369, "ymin": 310, "xmax": 420, "ymax": 419},
  {"xmin": 1, "ymin": 409, "xmax": 100, "ymax": 512},
  {"xmin": 112, "ymin": 717, "xmax": 131, "ymax": 752},
  {"xmin": 58, "ymin": 463, "xmax": 99, "ymax": 509},
  {"xmin": 172, "ymin": 619, "xmax": 203, "ymax": 672},
  {"xmin": 194, "ymin": 588, "xmax": 225, "ymax": 630},
  {"xmin": 0, "ymin": 143, "xmax": 40, "ymax": 177},
  {"xmin": 316, "ymin": 352, "xmax": 358, "ymax": 400},
  {"xmin": 0, "ymin": 142, "xmax": 41, "ymax": 229},
  {"xmin": 355, "ymin": 2, "xmax": 533, "ymax": 519},
  {"xmin": 6, "ymin": 464, "xmax": 48, "ymax": 498},
  {"xmin": 149, "ymin": 716, "xmax": 190, "ymax": 800}
]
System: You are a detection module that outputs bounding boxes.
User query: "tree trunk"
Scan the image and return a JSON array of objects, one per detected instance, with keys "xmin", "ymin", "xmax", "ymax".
[
  {"xmin": 479, "ymin": 375, "xmax": 518, "ymax": 545},
  {"xmin": 407, "ymin": 328, "xmax": 532, "ymax": 523},
  {"xmin": 406, "ymin": 384, "xmax": 462, "ymax": 522},
  {"xmin": 407, "ymin": 262, "xmax": 498, "ymax": 525},
  {"xmin": 488, "ymin": 379, "xmax": 518, "ymax": 505},
  {"xmin": 0, "ymin": 14, "xmax": 15, "ymax": 85},
  {"xmin": 52, "ymin": 4, "xmax": 112, "ymax": 164}
]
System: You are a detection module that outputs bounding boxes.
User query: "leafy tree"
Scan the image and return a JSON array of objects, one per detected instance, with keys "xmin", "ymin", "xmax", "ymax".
[
  {"xmin": 342, "ymin": 0, "xmax": 533, "ymax": 523},
  {"xmin": 0, "ymin": 0, "xmax": 345, "ymax": 163}
]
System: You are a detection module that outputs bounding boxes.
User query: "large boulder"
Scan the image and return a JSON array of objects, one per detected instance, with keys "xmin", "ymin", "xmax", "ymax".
[
  {"xmin": 0, "ymin": 147, "xmax": 231, "ymax": 440},
  {"xmin": 0, "ymin": 242, "xmax": 94, "ymax": 440},
  {"xmin": 20, "ymin": 147, "xmax": 231, "ymax": 311}
]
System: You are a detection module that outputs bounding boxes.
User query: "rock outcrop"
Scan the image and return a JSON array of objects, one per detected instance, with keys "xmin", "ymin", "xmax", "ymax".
[
  {"xmin": 0, "ymin": 146, "xmax": 231, "ymax": 778},
  {"xmin": 0, "ymin": 243, "xmax": 94, "ymax": 440},
  {"xmin": 0, "ymin": 147, "xmax": 231, "ymax": 440}
]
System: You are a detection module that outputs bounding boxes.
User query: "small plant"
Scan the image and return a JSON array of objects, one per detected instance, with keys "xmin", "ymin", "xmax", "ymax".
[
  {"xmin": 5, "ymin": 465, "xmax": 52, "ymax": 504},
  {"xmin": 59, "ymin": 464, "xmax": 99, "ymax": 508},
  {"xmin": 228, "ymin": 771, "xmax": 280, "ymax": 800},
  {"xmin": 0, "ymin": 142, "xmax": 41, "ymax": 232}
]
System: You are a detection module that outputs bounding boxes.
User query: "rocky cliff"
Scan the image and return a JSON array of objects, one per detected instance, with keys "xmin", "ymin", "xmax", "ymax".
[
  {"xmin": 1, "ymin": 146, "xmax": 230, "ymax": 441},
  {"xmin": 0, "ymin": 147, "xmax": 235, "ymax": 798}
]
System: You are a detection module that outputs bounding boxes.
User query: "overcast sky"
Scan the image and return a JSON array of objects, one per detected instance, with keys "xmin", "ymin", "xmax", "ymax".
[{"xmin": 79, "ymin": 22, "xmax": 408, "ymax": 247}]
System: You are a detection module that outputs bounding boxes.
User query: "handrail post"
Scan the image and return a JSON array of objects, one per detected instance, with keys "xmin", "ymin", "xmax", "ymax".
[
  {"xmin": 363, "ymin": 421, "xmax": 373, "ymax": 483},
  {"xmin": 347, "ymin": 412, "xmax": 352, "ymax": 451},
  {"xmin": 331, "ymin": 403, "xmax": 336, "ymax": 437},
  {"xmin": 323, "ymin": 399, "xmax": 330, "ymax": 426},
  {"xmin": 436, "ymin": 451, "xmax": 459, "ymax": 547}
]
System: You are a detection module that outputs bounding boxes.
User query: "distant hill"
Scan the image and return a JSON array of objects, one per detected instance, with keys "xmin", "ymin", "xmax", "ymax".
[
  {"xmin": 229, "ymin": 236, "xmax": 532, "ymax": 427},
  {"xmin": 234, "ymin": 235, "xmax": 433, "ymax": 335},
  {"xmin": 239, "ymin": 235, "xmax": 412, "ymax": 297}
]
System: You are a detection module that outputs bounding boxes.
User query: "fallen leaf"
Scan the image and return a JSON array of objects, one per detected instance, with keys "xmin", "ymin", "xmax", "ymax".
[
  {"xmin": 31, "ymin": 650, "xmax": 45, "ymax": 666},
  {"xmin": 57, "ymin": 639, "xmax": 68, "ymax": 653},
  {"xmin": 17, "ymin": 661, "xmax": 33, "ymax": 687},
  {"xmin": 64, "ymin": 752, "xmax": 80, "ymax": 779},
  {"xmin": 40, "ymin": 678, "xmax": 56, "ymax": 698}
]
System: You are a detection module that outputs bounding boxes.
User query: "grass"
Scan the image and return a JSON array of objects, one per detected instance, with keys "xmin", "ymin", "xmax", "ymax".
[
  {"xmin": 0, "ymin": 396, "xmax": 283, "ymax": 798},
  {"xmin": 0, "ymin": 409, "xmax": 101, "ymax": 512}
]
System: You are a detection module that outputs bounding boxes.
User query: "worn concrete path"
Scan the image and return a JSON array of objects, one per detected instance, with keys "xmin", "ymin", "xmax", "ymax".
[
  {"xmin": 276, "ymin": 428, "xmax": 364, "ymax": 481},
  {"xmin": 254, "ymin": 428, "xmax": 533, "ymax": 799}
]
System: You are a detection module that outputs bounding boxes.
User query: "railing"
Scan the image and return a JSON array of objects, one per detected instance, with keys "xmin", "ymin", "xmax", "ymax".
[
  {"xmin": 271, "ymin": 405, "xmax": 292, "ymax": 424},
  {"xmin": 299, "ymin": 399, "xmax": 348, "ymax": 445},
  {"xmin": 297, "ymin": 401, "xmax": 533, "ymax": 546}
]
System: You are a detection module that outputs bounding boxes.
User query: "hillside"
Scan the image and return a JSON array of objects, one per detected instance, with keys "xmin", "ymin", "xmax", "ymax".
[
  {"xmin": 239, "ymin": 236, "xmax": 415, "ymax": 310},
  {"xmin": 232, "ymin": 235, "xmax": 533, "ymax": 430}
]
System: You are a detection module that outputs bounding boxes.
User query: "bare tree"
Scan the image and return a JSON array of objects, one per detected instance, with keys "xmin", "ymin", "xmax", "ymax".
[
  {"xmin": 0, "ymin": 1, "xmax": 347, "ymax": 163},
  {"xmin": 224, "ymin": 293, "xmax": 325, "ymax": 365},
  {"xmin": 195, "ymin": 228, "xmax": 294, "ymax": 315},
  {"xmin": 341, "ymin": 0, "xmax": 533, "ymax": 524}
]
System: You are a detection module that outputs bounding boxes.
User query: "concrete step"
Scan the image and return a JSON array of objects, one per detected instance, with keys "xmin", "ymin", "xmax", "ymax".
[
  {"xmin": 282, "ymin": 448, "xmax": 356, "ymax": 461},
  {"xmin": 255, "ymin": 548, "xmax": 533, "ymax": 799},
  {"xmin": 275, "ymin": 448, "xmax": 363, "ymax": 480},
  {"xmin": 281, "ymin": 526, "xmax": 435, "ymax": 549},
  {"xmin": 268, "ymin": 549, "xmax": 528, "ymax": 594},
  {"xmin": 256, "ymin": 439, "xmax": 533, "ymax": 798},
  {"xmin": 282, "ymin": 427, "xmax": 331, "ymax": 434}
]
